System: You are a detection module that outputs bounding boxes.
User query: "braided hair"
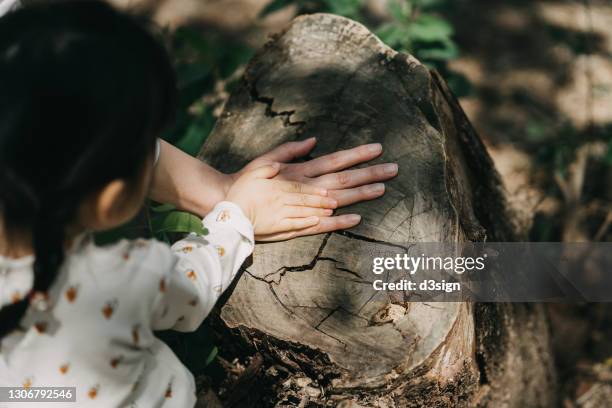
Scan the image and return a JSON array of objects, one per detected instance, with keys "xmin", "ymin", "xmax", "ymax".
[{"xmin": 0, "ymin": 0, "xmax": 177, "ymax": 337}]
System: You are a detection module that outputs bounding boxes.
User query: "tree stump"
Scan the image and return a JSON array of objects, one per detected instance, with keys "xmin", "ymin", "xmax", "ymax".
[{"xmin": 199, "ymin": 13, "xmax": 556, "ymax": 407}]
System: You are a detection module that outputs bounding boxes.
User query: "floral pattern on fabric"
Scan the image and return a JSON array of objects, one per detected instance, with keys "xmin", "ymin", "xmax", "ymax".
[{"xmin": 0, "ymin": 202, "xmax": 254, "ymax": 407}]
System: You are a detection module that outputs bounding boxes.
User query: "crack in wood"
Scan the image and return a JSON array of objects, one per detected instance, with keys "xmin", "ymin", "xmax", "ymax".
[
  {"xmin": 244, "ymin": 269, "xmax": 349, "ymax": 348},
  {"xmin": 333, "ymin": 230, "xmax": 411, "ymax": 253},
  {"xmin": 288, "ymin": 304, "xmax": 371, "ymax": 324},
  {"xmin": 244, "ymin": 75, "xmax": 306, "ymax": 129},
  {"xmin": 262, "ymin": 233, "xmax": 332, "ymax": 282},
  {"xmin": 314, "ymin": 306, "xmax": 339, "ymax": 329},
  {"xmin": 317, "ymin": 257, "xmax": 364, "ymax": 280}
]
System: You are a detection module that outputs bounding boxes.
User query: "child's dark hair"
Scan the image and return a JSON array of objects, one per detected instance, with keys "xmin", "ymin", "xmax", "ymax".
[{"xmin": 0, "ymin": 0, "xmax": 177, "ymax": 337}]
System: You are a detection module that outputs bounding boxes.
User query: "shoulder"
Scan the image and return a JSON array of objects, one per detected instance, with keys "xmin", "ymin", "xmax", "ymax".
[
  {"xmin": 126, "ymin": 238, "xmax": 176, "ymax": 271},
  {"xmin": 78, "ymin": 237, "xmax": 177, "ymax": 280},
  {"xmin": 61, "ymin": 238, "xmax": 179, "ymax": 320}
]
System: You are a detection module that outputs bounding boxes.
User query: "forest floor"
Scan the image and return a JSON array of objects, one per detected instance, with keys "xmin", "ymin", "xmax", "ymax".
[{"xmin": 444, "ymin": 1, "xmax": 612, "ymax": 406}]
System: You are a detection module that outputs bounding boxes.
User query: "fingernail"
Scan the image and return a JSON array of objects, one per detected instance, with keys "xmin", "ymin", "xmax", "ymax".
[
  {"xmin": 328, "ymin": 198, "xmax": 338, "ymax": 208},
  {"xmin": 368, "ymin": 183, "xmax": 385, "ymax": 194},
  {"xmin": 324, "ymin": 209, "xmax": 333, "ymax": 216},
  {"xmin": 307, "ymin": 136, "xmax": 316, "ymax": 142},
  {"xmin": 319, "ymin": 188, "xmax": 328, "ymax": 196},
  {"xmin": 348, "ymin": 214, "xmax": 361, "ymax": 223},
  {"xmin": 271, "ymin": 162, "xmax": 280, "ymax": 169},
  {"xmin": 368, "ymin": 143, "xmax": 383, "ymax": 153},
  {"xmin": 384, "ymin": 163, "xmax": 398, "ymax": 174}
]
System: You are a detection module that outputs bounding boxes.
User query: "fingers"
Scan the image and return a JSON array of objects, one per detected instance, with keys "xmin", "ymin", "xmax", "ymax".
[
  {"xmin": 258, "ymin": 137, "xmax": 317, "ymax": 163},
  {"xmin": 328, "ymin": 183, "xmax": 386, "ymax": 207},
  {"xmin": 282, "ymin": 206, "xmax": 334, "ymax": 218},
  {"xmin": 279, "ymin": 180, "xmax": 328, "ymax": 196},
  {"xmin": 302, "ymin": 143, "xmax": 383, "ymax": 177},
  {"xmin": 278, "ymin": 216, "xmax": 321, "ymax": 231},
  {"xmin": 301, "ymin": 214, "xmax": 361, "ymax": 234},
  {"xmin": 314, "ymin": 163, "xmax": 398, "ymax": 189},
  {"xmin": 284, "ymin": 193, "xmax": 338, "ymax": 209},
  {"xmin": 255, "ymin": 231, "xmax": 301, "ymax": 242},
  {"xmin": 247, "ymin": 163, "xmax": 281, "ymax": 179},
  {"xmin": 256, "ymin": 214, "xmax": 362, "ymax": 242}
]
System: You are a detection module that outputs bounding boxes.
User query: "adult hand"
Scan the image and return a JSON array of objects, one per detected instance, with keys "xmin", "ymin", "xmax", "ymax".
[{"xmin": 230, "ymin": 137, "xmax": 398, "ymax": 241}]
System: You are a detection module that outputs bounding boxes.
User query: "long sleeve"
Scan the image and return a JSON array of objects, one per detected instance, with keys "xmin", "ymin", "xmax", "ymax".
[
  {"xmin": 0, "ymin": 202, "xmax": 252, "ymax": 407},
  {"xmin": 151, "ymin": 201, "xmax": 254, "ymax": 332}
]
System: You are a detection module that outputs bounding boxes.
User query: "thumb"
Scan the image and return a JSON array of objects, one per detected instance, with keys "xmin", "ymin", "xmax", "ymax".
[{"xmin": 248, "ymin": 162, "xmax": 280, "ymax": 179}]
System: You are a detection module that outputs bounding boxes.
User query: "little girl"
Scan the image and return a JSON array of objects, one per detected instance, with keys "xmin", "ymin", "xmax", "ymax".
[{"xmin": 0, "ymin": 1, "xmax": 377, "ymax": 406}]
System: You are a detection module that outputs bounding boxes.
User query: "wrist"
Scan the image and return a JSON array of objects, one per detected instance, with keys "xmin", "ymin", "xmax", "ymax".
[
  {"xmin": 223, "ymin": 172, "xmax": 238, "ymax": 199},
  {"xmin": 150, "ymin": 140, "xmax": 238, "ymax": 217},
  {"xmin": 192, "ymin": 168, "xmax": 234, "ymax": 217},
  {"xmin": 171, "ymin": 164, "xmax": 232, "ymax": 218}
]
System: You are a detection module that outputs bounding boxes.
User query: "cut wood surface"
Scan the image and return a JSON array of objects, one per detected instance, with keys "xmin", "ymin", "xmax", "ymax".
[{"xmin": 199, "ymin": 13, "xmax": 556, "ymax": 407}]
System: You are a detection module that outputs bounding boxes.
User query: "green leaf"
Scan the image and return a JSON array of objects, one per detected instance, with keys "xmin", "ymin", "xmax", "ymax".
[
  {"xmin": 526, "ymin": 120, "xmax": 549, "ymax": 142},
  {"xmin": 150, "ymin": 203, "xmax": 176, "ymax": 213},
  {"xmin": 215, "ymin": 44, "xmax": 254, "ymax": 78},
  {"xmin": 376, "ymin": 23, "xmax": 411, "ymax": 49},
  {"xmin": 204, "ymin": 346, "xmax": 218, "ymax": 366},
  {"xmin": 323, "ymin": 0, "xmax": 363, "ymax": 19},
  {"xmin": 412, "ymin": 0, "xmax": 445, "ymax": 9},
  {"xmin": 388, "ymin": 0, "xmax": 411, "ymax": 22},
  {"xmin": 151, "ymin": 211, "xmax": 208, "ymax": 236},
  {"xmin": 174, "ymin": 27, "xmax": 211, "ymax": 56},
  {"xmin": 416, "ymin": 40, "xmax": 459, "ymax": 60},
  {"xmin": 176, "ymin": 109, "xmax": 215, "ymax": 156},
  {"xmin": 176, "ymin": 62, "xmax": 211, "ymax": 90},
  {"xmin": 408, "ymin": 14, "xmax": 453, "ymax": 42}
]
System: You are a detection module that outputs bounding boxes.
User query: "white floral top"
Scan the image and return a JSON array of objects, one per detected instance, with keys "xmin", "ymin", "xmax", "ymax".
[{"xmin": 0, "ymin": 201, "xmax": 254, "ymax": 407}]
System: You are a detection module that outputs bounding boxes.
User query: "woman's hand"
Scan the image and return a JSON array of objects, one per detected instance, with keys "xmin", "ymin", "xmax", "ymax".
[
  {"xmin": 229, "ymin": 137, "xmax": 397, "ymax": 241},
  {"xmin": 150, "ymin": 138, "xmax": 397, "ymax": 241},
  {"xmin": 226, "ymin": 163, "xmax": 338, "ymax": 235}
]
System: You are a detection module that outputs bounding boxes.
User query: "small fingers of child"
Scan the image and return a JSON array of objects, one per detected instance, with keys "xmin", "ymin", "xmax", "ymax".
[
  {"xmin": 285, "ymin": 193, "xmax": 337, "ymax": 208},
  {"xmin": 257, "ymin": 214, "xmax": 362, "ymax": 241},
  {"xmin": 283, "ymin": 206, "xmax": 333, "ymax": 218},
  {"xmin": 280, "ymin": 216, "xmax": 320, "ymax": 231},
  {"xmin": 286, "ymin": 214, "xmax": 362, "ymax": 236},
  {"xmin": 280, "ymin": 181, "xmax": 327, "ymax": 196}
]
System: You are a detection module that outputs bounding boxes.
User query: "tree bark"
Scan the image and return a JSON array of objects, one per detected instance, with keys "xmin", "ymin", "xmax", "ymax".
[{"xmin": 198, "ymin": 13, "xmax": 556, "ymax": 407}]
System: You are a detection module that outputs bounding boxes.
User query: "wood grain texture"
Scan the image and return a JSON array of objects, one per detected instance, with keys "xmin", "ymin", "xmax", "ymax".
[{"xmin": 199, "ymin": 13, "xmax": 555, "ymax": 407}]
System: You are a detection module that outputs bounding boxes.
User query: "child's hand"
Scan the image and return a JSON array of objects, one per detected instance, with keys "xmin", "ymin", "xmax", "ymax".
[{"xmin": 226, "ymin": 163, "xmax": 338, "ymax": 235}]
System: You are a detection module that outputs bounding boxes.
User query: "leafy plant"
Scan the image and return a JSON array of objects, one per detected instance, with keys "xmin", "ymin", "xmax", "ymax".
[
  {"xmin": 377, "ymin": 0, "xmax": 458, "ymax": 66},
  {"xmin": 151, "ymin": 206, "xmax": 208, "ymax": 236},
  {"xmin": 260, "ymin": 0, "xmax": 468, "ymax": 95},
  {"xmin": 322, "ymin": 0, "xmax": 363, "ymax": 20},
  {"xmin": 163, "ymin": 27, "xmax": 254, "ymax": 155}
]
